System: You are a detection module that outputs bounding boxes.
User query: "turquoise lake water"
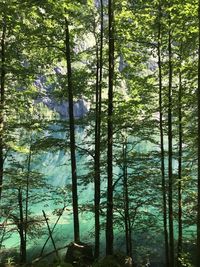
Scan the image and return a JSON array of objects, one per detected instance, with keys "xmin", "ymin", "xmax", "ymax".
[{"xmin": 0, "ymin": 125, "xmax": 196, "ymax": 264}]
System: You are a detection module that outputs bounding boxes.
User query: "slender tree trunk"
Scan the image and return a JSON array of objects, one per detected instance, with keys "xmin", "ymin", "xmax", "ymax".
[
  {"xmin": 94, "ymin": 0, "xmax": 103, "ymax": 259},
  {"xmin": 167, "ymin": 18, "xmax": 175, "ymax": 267},
  {"xmin": 157, "ymin": 3, "xmax": 169, "ymax": 266},
  {"xmin": 94, "ymin": 41, "xmax": 100, "ymax": 260},
  {"xmin": 177, "ymin": 63, "xmax": 183, "ymax": 267},
  {"xmin": 128, "ymin": 219, "xmax": 132, "ymax": 258},
  {"xmin": 65, "ymin": 18, "xmax": 80, "ymax": 242},
  {"xmin": 122, "ymin": 140, "xmax": 132, "ymax": 257},
  {"xmin": 0, "ymin": 226, "xmax": 6, "ymax": 249},
  {"xmin": 197, "ymin": 0, "xmax": 200, "ymax": 264},
  {"xmin": 24, "ymin": 143, "xmax": 32, "ymax": 254},
  {"xmin": 106, "ymin": 0, "xmax": 114, "ymax": 256},
  {"xmin": 18, "ymin": 188, "xmax": 26, "ymax": 264},
  {"xmin": 0, "ymin": 19, "xmax": 6, "ymax": 200}
]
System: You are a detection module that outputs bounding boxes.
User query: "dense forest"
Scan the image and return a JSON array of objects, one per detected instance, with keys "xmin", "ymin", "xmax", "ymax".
[{"xmin": 0, "ymin": 0, "xmax": 200, "ymax": 266}]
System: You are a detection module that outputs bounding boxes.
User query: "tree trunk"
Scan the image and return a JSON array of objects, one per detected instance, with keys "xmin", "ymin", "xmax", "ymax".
[
  {"xmin": 123, "ymin": 140, "xmax": 132, "ymax": 257},
  {"xmin": 106, "ymin": 0, "xmax": 114, "ymax": 256},
  {"xmin": 197, "ymin": 0, "xmax": 200, "ymax": 264},
  {"xmin": 0, "ymin": 18, "xmax": 6, "ymax": 200},
  {"xmin": 177, "ymin": 63, "xmax": 183, "ymax": 267},
  {"xmin": 24, "ymin": 144, "xmax": 32, "ymax": 250},
  {"xmin": 167, "ymin": 18, "xmax": 174, "ymax": 267},
  {"xmin": 65, "ymin": 18, "xmax": 80, "ymax": 242},
  {"xmin": 157, "ymin": 3, "xmax": 169, "ymax": 266},
  {"xmin": 18, "ymin": 188, "xmax": 26, "ymax": 264},
  {"xmin": 94, "ymin": 0, "xmax": 103, "ymax": 259}
]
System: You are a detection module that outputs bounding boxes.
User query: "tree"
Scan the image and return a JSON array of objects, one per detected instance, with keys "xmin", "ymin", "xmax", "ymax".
[
  {"xmin": 177, "ymin": 52, "xmax": 183, "ymax": 267},
  {"xmin": 156, "ymin": 2, "xmax": 169, "ymax": 265},
  {"xmin": 106, "ymin": 0, "xmax": 115, "ymax": 256},
  {"xmin": 65, "ymin": 15, "xmax": 80, "ymax": 243},
  {"xmin": 197, "ymin": 0, "xmax": 200, "ymax": 264},
  {"xmin": 167, "ymin": 9, "xmax": 175, "ymax": 267},
  {"xmin": 94, "ymin": 0, "xmax": 104, "ymax": 259},
  {"xmin": 122, "ymin": 137, "xmax": 132, "ymax": 257},
  {"xmin": 0, "ymin": 16, "xmax": 6, "ymax": 200}
]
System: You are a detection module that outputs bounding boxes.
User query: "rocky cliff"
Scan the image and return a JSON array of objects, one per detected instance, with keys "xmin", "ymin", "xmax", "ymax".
[{"xmin": 41, "ymin": 96, "xmax": 90, "ymax": 119}]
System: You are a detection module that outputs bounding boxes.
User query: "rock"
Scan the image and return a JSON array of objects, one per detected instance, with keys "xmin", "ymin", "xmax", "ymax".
[
  {"xmin": 38, "ymin": 97, "xmax": 90, "ymax": 119},
  {"xmin": 33, "ymin": 70, "xmax": 90, "ymax": 119},
  {"xmin": 65, "ymin": 242, "xmax": 94, "ymax": 267}
]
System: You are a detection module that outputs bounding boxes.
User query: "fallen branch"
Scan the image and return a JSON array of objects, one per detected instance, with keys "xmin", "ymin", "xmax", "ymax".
[
  {"xmin": 42, "ymin": 210, "xmax": 60, "ymax": 262},
  {"xmin": 40, "ymin": 206, "xmax": 65, "ymax": 257},
  {"xmin": 31, "ymin": 244, "xmax": 69, "ymax": 264}
]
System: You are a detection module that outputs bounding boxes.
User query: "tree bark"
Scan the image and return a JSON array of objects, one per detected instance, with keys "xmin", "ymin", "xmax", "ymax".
[
  {"xmin": 106, "ymin": 0, "xmax": 114, "ymax": 256},
  {"xmin": 65, "ymin": 17, "xmax": 80, "ymax": 242},
  {"xmin": 18, "ymin": 188, "xmax": 26, "ymax": 264},
  {"xmin": 0, "ymin": 18, "xmax": 6, "ymax": 200},
  {"xmin": 177, "ymin": 62, "xmax": 183, "ymax": 267},
  {"xmin": 157, "ymin": 3, "xmax": 169, "ymax": 266},
  {"xmin": 197, "ymin": 0, "xmax": 200, "ymax": 264},
  {"xmin": 167, "ymin": 17, "xmax": 175, "ymax": 267},
  {"xmin": 24, "ymin": 143, "xmax": 32, "ymax": 251},
  {"xmin": 94, "ymin": 0, "xmax": 103, "ymax": 259},
  {"xmin": 122, "ymin": 140, "xmax": 132, "ymax": 257}
]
